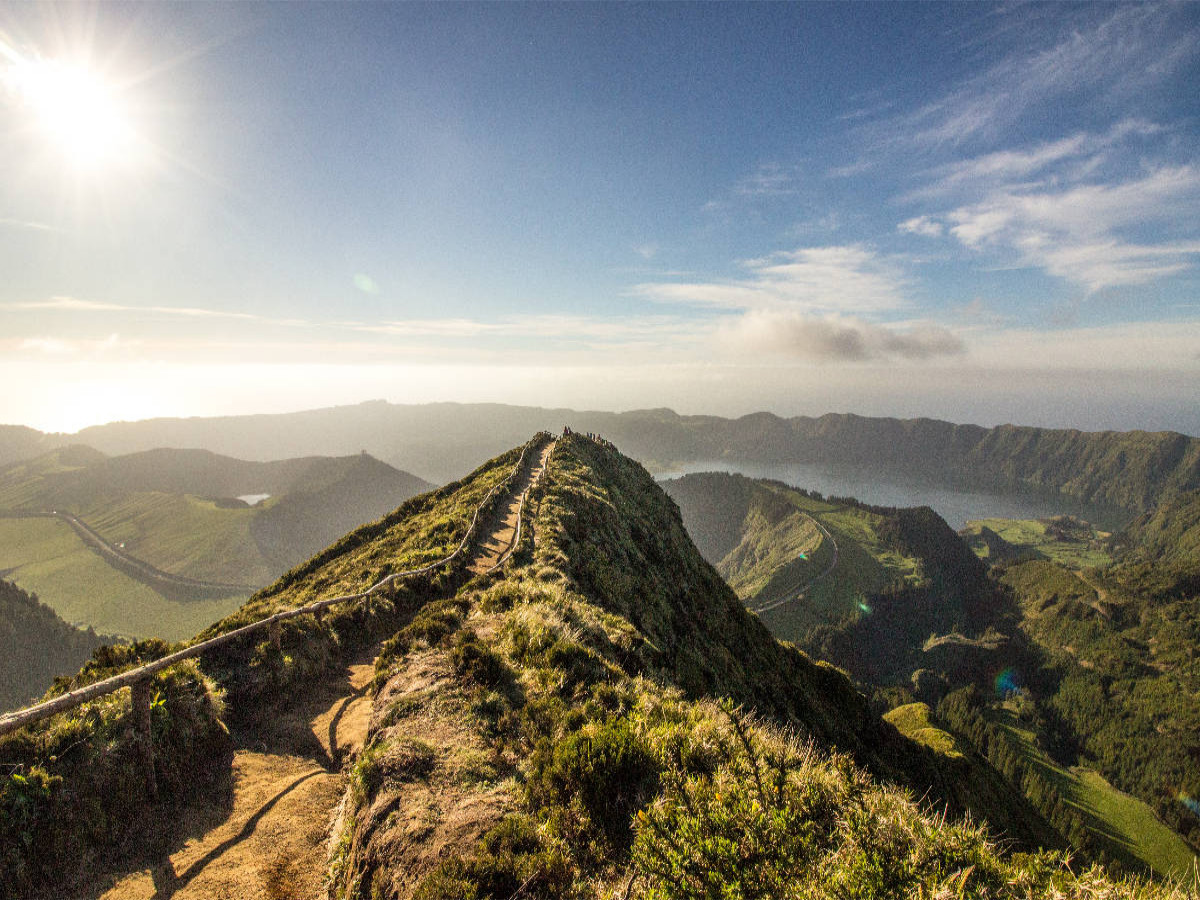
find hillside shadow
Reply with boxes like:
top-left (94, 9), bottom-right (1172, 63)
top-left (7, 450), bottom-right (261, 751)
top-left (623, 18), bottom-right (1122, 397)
top-left (145, 770), bottom-right (321, 900)
top-left (64, 744), bottom-right (237, 900)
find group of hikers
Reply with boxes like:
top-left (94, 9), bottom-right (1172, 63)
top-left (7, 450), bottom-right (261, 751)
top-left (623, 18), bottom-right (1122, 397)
top-left (561, 425), bottom-right (617, 451)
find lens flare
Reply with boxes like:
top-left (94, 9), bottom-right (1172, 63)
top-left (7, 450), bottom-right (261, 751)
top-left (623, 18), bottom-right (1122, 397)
top-left (994, 668), bottom-right (1021, 697)
top-left (1179, 792), bottom-right (1200, 818)
top-left (857, 600), bottom-right (873, 615)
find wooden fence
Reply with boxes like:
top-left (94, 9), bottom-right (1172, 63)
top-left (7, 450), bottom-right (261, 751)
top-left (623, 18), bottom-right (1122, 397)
top-left (0, 434), bottom-right (554, 780)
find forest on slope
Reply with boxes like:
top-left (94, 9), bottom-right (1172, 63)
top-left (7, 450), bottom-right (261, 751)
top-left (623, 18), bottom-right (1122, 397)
top-left (0, 578), bottom-right (106, 712)
top-left (667, 470), bottom-right (1200, 878)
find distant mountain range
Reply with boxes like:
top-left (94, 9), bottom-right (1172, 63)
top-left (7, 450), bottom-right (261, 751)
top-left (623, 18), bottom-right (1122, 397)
top-left (4, 401), bottom-right (1198, 512)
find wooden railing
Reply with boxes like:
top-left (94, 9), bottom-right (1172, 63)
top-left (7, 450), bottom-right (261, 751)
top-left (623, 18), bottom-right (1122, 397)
top-left (483, 437), bottom-right (554, 575)
top-left (0, 434), bottom-right (553, 754)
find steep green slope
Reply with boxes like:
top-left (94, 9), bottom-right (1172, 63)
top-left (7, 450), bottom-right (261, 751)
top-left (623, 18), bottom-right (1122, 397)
top-left (331, 435), bottom-right (1187, 899)
top-left (664, 472), bottom-right (995, 685)
top-left (0, 447), bottom-right (432, 638)
top-left (930, 491), bottom-right (1200, 873)
top-left (997, 557), bottom-right (1200, 855)
top-left (4, 434), bottom-right (1190, 899)
top-left (665, 472), bottom-right (1200, 877)
top-left (0, 423), bottom-right (56, 467)
top-left (0, 515), bottom-right (239, 640)
top-left (0, 578), bottom-right (107, 712)
top-left (0, 439), bottom-right (540, 898)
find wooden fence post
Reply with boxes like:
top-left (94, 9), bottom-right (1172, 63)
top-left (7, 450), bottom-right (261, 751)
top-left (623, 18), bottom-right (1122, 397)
top-left (269, 618), bottom-right (282, 650)
top-left (130, 679), bottom-right (157, 799)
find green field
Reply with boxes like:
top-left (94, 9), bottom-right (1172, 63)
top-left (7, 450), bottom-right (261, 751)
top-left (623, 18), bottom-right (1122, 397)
top-left (962, 517), bottom-right (1114, 568)
top-left (85, 492), bottom-right (270, 585)
top-left (884, 702), bottom-right (965, 758)
top-left (0, 518), bottom-right (246, 641)
top-left (991, 706), bottom-right (1197, 881)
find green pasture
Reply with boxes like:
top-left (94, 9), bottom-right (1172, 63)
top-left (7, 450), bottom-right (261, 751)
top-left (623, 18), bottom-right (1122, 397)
top-left (0, 518), bottom-right (245, 641)
top-left (84, 492), bottom-right (271, 586)
top-left (962, 517), bottom-right (1113, 568)
top-left (991, 706), bottom-right (1197, 882)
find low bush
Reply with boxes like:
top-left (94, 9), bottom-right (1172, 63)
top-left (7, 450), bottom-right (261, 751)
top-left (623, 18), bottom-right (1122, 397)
top-left (412, 815), bottom-right (570, 900)
top-left (528, 715), bottom-right (660, 858)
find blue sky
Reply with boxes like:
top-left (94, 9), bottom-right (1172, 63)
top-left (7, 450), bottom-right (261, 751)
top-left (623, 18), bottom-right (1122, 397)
top-left (1, 2), bottom-right (1198, 434)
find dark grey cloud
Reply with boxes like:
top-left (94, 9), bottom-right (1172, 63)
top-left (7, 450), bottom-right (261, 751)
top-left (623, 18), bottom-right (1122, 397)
top-left (725, 311), bottom-right (966, 362)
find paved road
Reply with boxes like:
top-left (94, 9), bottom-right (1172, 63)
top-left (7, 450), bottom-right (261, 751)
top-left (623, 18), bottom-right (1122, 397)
top-left (1, 508), bottom-right (253, 599)
top-left (748, 514), bottom-right (840, 615)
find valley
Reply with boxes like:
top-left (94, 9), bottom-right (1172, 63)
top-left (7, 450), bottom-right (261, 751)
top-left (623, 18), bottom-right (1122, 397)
top-left (1, 423), bottom-right (1197, 897)
top-left (0, 446), bottom-right (431, 642)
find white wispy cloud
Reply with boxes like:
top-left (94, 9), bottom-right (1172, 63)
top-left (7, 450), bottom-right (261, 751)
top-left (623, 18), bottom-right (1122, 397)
top-left (898, 216), bottom-right (944, 238)
top-left (734, 162), bottom-right (804, 197)
top-left (342, 313), bottom-right (707, 355)
top-left (4, 295), bottom-right (310, 325)
top-left (0, 217), bottom-right (60, 232)
top-left (917, 120), bottom-right (1162, 196)
top-left (635, 245), bottom-right (907, 314)
top-left (893, 6), bottom-right (1194, 147)
top-left (941, 165), bottom-right (1200, 291)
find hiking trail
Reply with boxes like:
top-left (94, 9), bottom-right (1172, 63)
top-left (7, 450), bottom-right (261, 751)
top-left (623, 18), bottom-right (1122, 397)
top-left (87, 445), bottom-right (552, 900)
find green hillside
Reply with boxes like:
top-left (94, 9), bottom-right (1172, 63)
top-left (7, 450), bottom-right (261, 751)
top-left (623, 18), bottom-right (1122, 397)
top-left (961, 516), bottom-right (1114, 568)
top-left (664, 472), bottom-right (995, 685)
top-left (0, 516), bottom-right (241, 640)
top-left (0, 578), bottom-right (107, 712)
top-left (3, 435), bottom-right (1192, 898)
top-left (666, 470), bottom-right (1200, 878)
top-left (0, 447), bottom-right (431, 638)
top-left (39, 402), bottom-right (1200, 513)
top-left (330, 435), bottom-right (1176, 898)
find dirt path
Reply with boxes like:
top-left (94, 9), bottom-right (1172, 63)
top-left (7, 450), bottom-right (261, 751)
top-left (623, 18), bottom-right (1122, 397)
top-left (86, 444), bottom-right (552, 900)
top-left (88, 658), bottom-right (372, 900)
top-left (468, 440), bottom-right (553, 575)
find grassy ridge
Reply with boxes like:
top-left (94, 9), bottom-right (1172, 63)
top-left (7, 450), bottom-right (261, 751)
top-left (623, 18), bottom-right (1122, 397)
top-left (333, 435), bottom-right (1184, 899)
top-left (0, 439), bottom-right (541, 898)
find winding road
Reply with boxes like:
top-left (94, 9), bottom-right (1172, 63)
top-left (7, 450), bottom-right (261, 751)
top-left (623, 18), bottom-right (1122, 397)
top-left (0, 509), bottom-right (254, 600)
top-left (747, 514), bottom-right (840, 615)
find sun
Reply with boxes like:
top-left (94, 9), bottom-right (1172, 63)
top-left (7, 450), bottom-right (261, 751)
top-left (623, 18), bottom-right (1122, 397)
top-left (4, 51), bottom-right (142, 173)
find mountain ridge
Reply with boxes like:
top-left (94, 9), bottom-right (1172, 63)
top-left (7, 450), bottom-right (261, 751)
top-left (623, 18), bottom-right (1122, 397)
top-left (6, 401), bottom-right (1194, 513)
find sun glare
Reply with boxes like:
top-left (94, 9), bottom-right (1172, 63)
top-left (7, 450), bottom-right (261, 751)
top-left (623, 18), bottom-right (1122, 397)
top-left (4, 51), bottom-right (140, 172)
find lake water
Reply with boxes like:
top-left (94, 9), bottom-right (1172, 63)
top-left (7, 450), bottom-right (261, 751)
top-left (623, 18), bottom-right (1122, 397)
top-left (656, 461), bottom-right (1130, 531)
top-left (237, 493), bottom-right (271, 507)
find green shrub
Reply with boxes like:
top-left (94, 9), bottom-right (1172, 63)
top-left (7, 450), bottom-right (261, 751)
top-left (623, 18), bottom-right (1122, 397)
top-left (412, 815), bottom-right (570, 900)
top-left (528, 715), bottom-right (660, 856)
top-left (451, 630), bottom-right (511, 689)
top-left (350, 736), bottom-right (436, 805)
